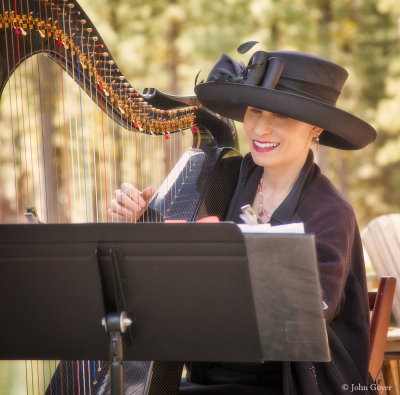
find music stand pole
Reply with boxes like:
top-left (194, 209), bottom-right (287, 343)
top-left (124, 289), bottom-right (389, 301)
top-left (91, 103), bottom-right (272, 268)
top-left (102, 311), bottom-right (132, 395)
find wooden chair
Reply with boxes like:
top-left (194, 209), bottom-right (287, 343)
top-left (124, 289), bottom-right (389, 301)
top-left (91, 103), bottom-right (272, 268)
top-left (368, 276), bottom-right (396, 388)
top-left (362, 214), bottom-right (400, 324)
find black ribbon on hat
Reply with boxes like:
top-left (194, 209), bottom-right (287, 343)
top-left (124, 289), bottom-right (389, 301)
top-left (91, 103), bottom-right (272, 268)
top-left (206, 51), bottom-right (340, 106)
top-left (206, 51), bottom-right (286, 90)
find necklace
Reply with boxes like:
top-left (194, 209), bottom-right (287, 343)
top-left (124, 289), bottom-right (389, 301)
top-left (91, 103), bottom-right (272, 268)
top-left (257, 173), bottom-right (271, 220)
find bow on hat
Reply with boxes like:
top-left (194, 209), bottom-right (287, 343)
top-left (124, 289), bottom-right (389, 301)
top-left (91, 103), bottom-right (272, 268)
top-left (207, 52), bottom-right (286, 90)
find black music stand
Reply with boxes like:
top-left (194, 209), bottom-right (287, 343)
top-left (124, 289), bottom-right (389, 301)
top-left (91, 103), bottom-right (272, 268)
top-left (0, 223), bottom-right (330, 394)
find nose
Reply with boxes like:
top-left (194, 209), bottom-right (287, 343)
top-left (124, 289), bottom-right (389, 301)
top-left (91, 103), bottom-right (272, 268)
top-left (253, 112), bottom-right (274, 137)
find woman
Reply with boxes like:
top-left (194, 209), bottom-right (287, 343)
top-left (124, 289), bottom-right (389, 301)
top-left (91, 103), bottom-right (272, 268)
top-left (109, 50), bottom-right (377, 394)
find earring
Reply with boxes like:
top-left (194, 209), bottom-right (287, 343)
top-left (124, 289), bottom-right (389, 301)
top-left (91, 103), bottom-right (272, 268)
top-left (315, 135), bottom-right (320, 151)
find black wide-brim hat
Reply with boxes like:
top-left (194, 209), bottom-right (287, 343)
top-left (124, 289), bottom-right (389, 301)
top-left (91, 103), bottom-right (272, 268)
top-left (195, 51), bottom-right (376, 150)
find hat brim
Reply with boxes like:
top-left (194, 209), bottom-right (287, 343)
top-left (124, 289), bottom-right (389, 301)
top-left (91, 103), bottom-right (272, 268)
top-left (195, 82), bottom-right (376, 150)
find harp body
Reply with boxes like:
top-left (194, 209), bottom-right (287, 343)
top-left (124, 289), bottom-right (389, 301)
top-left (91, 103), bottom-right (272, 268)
top-left (0, 0), bottom-right (241, 393)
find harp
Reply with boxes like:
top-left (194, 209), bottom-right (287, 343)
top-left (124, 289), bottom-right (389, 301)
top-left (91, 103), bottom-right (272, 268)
top-left (0, 0), bottom-right (241, 225)
top-left (0, 0), bottom-right (242, 393)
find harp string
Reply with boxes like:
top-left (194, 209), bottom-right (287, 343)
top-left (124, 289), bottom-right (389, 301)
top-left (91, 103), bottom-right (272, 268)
top-left (34, 0), bottom-right (48, 222)
top-left (6, 0), bottom-right (18, 222)
top-left (30, 360), bottom-right (33, 394)
top-left (3, 0), bottom-right (18, 222)
top-left (56, 0), bottom-right (72, 223)
top-left (99, 52), bottom-right (108, 224)
top-left (15, 0), bottom-right (31, 209)
top-left (36, 360), bottom-right (40, 395)
top-left (29, 0), bottom-right (44, 223)
top-left (22, 0), bottom-right (36, 209)
top-left (76, 17), bottom-right (89, 223)
top-left (66, 4), bottom-right (77, 222)
top-left (76, 360), bottom-right (80, 395)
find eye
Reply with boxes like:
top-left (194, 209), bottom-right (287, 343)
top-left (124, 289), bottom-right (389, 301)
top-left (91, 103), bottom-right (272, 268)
top-left (273, 113), bottom-right (287, 119)
top-left (248, 107), bottom-right (262, 114)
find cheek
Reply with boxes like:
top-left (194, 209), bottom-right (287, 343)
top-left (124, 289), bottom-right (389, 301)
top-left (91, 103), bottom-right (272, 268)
top-left (243, 116), bottom-right (254, 138)
top-left (243, 112), bottom-right (257, 136)
top-left (243, 123), bottom-right (253, 140)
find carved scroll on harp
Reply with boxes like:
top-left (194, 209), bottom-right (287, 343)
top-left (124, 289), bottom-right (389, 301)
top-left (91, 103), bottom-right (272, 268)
top-left (0, 0), bottom-right (241, 225)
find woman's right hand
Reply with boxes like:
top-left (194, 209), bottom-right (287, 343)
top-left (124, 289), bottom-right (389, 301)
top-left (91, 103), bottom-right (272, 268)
top-left (108, 183), bottom-right (155, 222)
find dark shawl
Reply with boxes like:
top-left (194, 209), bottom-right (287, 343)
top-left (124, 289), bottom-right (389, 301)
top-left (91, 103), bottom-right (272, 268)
top-left (189, 151), bottom-right (375, 394)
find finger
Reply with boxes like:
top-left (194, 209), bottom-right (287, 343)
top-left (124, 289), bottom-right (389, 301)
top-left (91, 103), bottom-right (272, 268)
top-left (108, 210), bottom-right (134, 222)
top-left (142, 186), bottom-right (155, 202)
top-left (121, 183), bottom-right (146, 207)
top-left (110, 199), bottom-right (139, 218)
top-left (108, 208), bottom-right (126, 222)
top-left (108, 208), bottom-right (125, 222)
top-left (114, 190), bottom-right (142, 211)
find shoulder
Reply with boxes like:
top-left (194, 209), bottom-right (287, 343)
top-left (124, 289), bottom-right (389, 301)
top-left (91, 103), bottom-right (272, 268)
top-left (298, 163), bottom-right (356, 233)
top-left (237, 153), bottom-right (262, 186)
top-left (241, 152), bottom-right (258, 174)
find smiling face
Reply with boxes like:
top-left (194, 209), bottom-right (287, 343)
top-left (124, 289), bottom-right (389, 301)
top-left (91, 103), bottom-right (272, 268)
top-left (244, 107), bottom-right (320, 174)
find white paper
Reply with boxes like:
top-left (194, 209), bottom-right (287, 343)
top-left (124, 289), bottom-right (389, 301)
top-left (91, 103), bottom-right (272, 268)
top-left (238, 222), bottom-right (305, 234)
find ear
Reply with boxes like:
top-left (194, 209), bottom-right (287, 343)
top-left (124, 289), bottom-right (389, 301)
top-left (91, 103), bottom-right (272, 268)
top-left (312, 127), bottom-right (323, 138)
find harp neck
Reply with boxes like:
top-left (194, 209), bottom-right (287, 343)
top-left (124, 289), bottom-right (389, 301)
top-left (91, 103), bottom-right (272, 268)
top-left (0, 0), bottom-right (198, 136)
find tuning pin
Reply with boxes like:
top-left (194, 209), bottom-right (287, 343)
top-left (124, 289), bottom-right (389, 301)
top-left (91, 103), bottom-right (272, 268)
top-left (133, 120), bottom-right (143, 132)
top-left (98, 83), bottom-right (110, 96)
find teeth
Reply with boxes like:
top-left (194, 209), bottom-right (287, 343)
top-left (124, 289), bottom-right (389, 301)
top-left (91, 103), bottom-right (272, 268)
top-left (254, 141), bottom-right (279, 148)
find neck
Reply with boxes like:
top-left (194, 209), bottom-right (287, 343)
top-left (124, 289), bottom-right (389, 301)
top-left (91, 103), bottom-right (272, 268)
top-left (259, 151), bottom-right (309, 217)
top-left (262, 151), bottom-right (309, 193)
